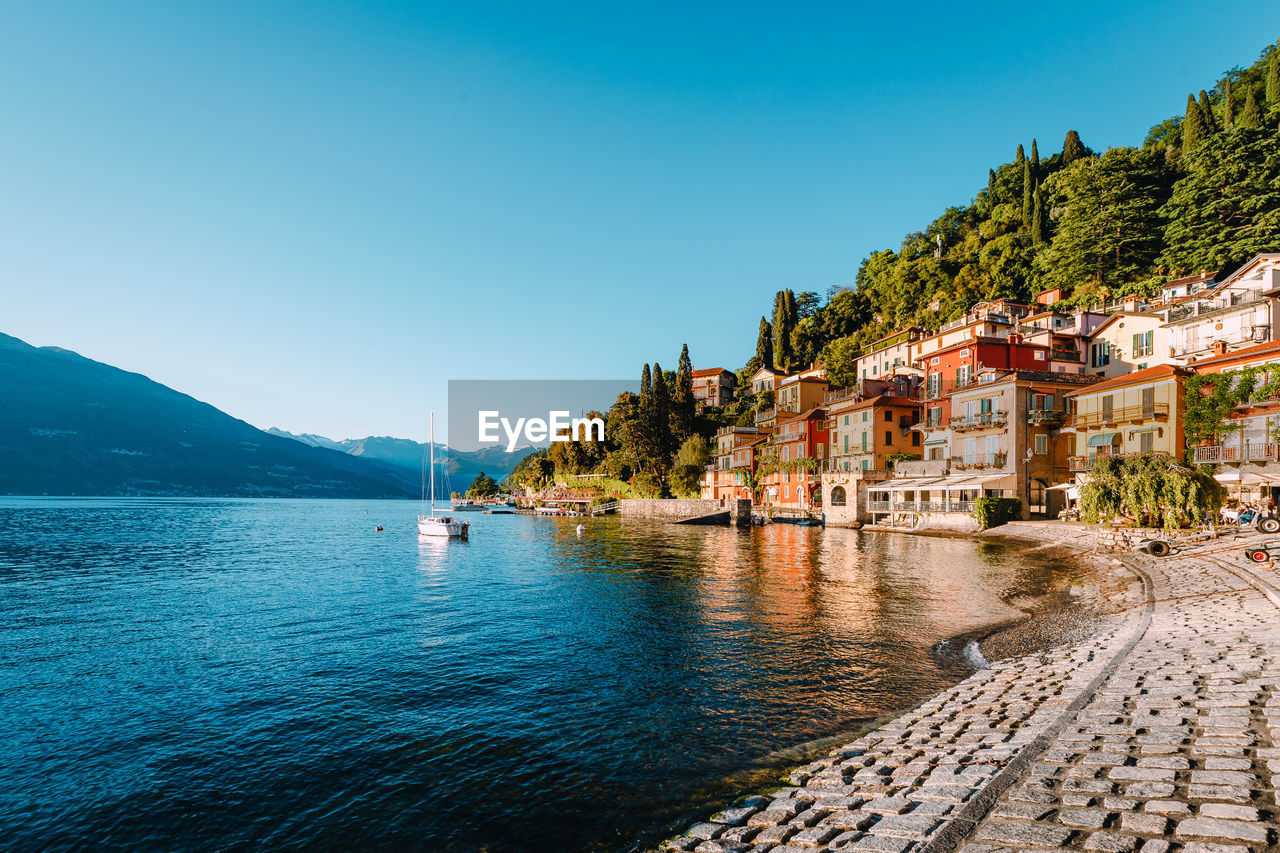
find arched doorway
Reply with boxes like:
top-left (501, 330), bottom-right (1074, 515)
top-left (830, 486), bottom-right (847, 506)
top-left (811, 484), bottom-right (822, 506)
top-left (1029, 478), bottom-right (1047, 517)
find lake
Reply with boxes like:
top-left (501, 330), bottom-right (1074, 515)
top-left (0, 498), bottom-right (1073, 852)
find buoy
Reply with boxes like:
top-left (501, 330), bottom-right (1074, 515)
top-left (576, 524), bottom-right (585, 535)
top-left (375, 526), bottom-right (383, 531)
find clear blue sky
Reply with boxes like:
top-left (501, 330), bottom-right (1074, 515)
top-left (1, 2), bottom-right (1274, 442)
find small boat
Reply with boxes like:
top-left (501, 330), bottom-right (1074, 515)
top-left (451, 501), bottom-right (484, 512)
top-left (418, 412), bottom-right (469, 539)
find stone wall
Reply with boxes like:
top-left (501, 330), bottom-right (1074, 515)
top-left (619, 498), bottom-right (752, 525)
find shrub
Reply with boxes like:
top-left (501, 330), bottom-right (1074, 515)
top-left (974, 497), bottom-right (1022, 529)
top-left (1079, 453), bottom-right (1224, 531)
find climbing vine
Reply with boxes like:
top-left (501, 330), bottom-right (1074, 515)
top-left (1184, 364), bottom-right (1280, 448)
top-left (1079, 453), bottom-right (1225, 531)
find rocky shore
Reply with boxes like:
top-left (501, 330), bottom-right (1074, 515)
top-left (655, 521), bottom-right (1280, 853)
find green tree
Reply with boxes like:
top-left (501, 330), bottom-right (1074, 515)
top-left (1031, 182), bottom-right (1046, 245)
top-left (821, 336), bottom-right (861, 388)
top-left (795, 291), bottom-right (821, 318)
top-left (1240, 87), bottom-right (1263, 129)
top-left (672, 344), bottom-right (696, 442)
top-left (668, 435), bottom-right (710, 497)
top-left (1061, 129), bottom-right (1088, 165)
top-left (772, 289), bottom-right (797, 371)
top-left (1021, 154), bottom-right (1033, 229)
top-left (1030, 138), bottom-right (1040, 173)
top-left (1182, 93), bottom-right (1207, 151)
top-left (1198, 89), bottom-right (1217, 133)
top-left (639, 362), bottom-right (673, 474)
top-left (466, 471), bottom-right (500, 498)
top-left (755, 317), bottom-right (773, 369)
top-left (1224, 76), bottom-right (1235, 129)
top-left (1079, 453), bottom-right (1224, 531)
top-left (640, 363), bottom-right (651, 397)
top-left (1160, 127), bottom-right (1280, 274)
top-left (1267, 50), bottom-right (1280, 112)
top-left (1035, 147), bottom-right (1171, 293)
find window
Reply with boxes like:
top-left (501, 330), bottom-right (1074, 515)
top-left (927, 406), bottom-right (942, 427)
top-left (912, 432), bottom-right (921, 447)
top-left (956, 365), bottom-right (971, 386)
top-left (782, 446), bottom-right (789, 461)
top-left (931, 357), bottom-right (940, 366)
top-left (831, 486), bottom-right (846, 506)
top-left (927, 373), bottom-right (942, 399)
top-left (885, 430), bottom-right (892, 445)
top-left (861, 458), bottom-right (870, 470)
top-left (884, 410), bottom-right (893, 422)
top-left (1132, 330), bottom-right (1153, 358)
top-left (964, 438), bottom-right (976, 464)
top-left (1034, 433), bottom-right (1048, 455)
top-left (986, 436), bottom-right (999, 459)
top-left (1033, 350), bottom-right (1046, 361)
top-left (1140, 431), bottom-right (1154, 453)
top-left (960, 348), bottom-right (970, 358)
top-left (1091, 341), bottom-right (1111, 367)
top-left (861, 431), bottom-right (868, 452)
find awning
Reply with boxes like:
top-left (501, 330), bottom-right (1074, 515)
top-left (1215, 470), bottom-right (1271, 485)
top-left (1087, 432), bottom-right (1120, 448)
top-left (868, 477), bottom-right (946, 493)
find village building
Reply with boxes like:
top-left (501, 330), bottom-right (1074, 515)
top-left (700, 425), bottom-right (762, 500)
top-left (748, 366), bottom-right (786, 395)
top-left (690, 367), bottom-right (736, 407)
top-left (758, 407), bottom-right (827, 511)
top-left (853, 326), bottom-right (925, 381)
top-left (1083, 311), bottom-right (1173, 379)
top-left (1062, 365), bottom-right (1188, 477)
top-left (825, 392), bottom-right (922, 473)
top-left (1015, 308), bottom-right (1104, 374)
top-left (915, 338), bottom-right (1053, 457)
top-left (869, 368), bottom-right (1097, 526)
top-left (1185, 340), bottom-right (1280, 485)
top-left (1162, 254), bottom-right (1280, 362)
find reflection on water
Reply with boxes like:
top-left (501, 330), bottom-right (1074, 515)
top-left (0, 499), bottom-right (1070, 853)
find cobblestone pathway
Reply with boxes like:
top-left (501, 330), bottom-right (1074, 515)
top-left (656, 531), bottom-right (1280, 853)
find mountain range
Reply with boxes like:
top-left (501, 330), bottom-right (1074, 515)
top-left (0, 332), bottom-right (531, 498)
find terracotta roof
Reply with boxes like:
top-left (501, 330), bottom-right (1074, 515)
top-left (1188, 339), bottom-right (1280, 369)
top-left (774, 406), bottom-right (827, 423)
top-left (691, 367), bottom-right (732, 378)
top-left (1087, 311), bottom-right (1157, 336)
top-left (1064, 365), bottom-right (1187, 397)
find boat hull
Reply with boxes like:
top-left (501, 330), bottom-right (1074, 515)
top-left (418, 516), bottom-right (467, 537)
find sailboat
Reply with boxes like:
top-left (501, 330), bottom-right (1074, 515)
top-left (418, 412), bottom-right (469, 539)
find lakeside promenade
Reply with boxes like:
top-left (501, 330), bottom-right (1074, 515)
top-left (658, 522), bottom-right (1280, 853)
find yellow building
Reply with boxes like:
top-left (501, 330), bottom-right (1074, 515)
top-left (1083, 312), bottom-right (1172, 379)
top-left (1063, 365), bottom-right (1188, 474)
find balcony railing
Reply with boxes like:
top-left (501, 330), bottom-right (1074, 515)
top-left (948, 410), bottom-right (1008, 430)
top-left (1192, 443), bottom-right (1280, 464)
top-left (1171, 326), bottom-right (1270, 357)
top-left (867, 499), bottom-right (979, 514)
top-left (949, 452), bottom-right (1007, 470)
top-left (1069, 403), bottom-right (1168, 430)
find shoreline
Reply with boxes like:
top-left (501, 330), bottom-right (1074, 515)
top-left (651, 523), bottom-right (1131, 852)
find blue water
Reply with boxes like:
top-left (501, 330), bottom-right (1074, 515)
top-left (0, 499), bottom-right (1070, 852)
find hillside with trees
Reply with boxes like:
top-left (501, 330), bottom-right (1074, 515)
top-left (510, 40), bottom-right (1280, 499)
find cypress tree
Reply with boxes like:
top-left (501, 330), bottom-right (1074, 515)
top-left (1030, 138), bottom-right (1040, 174)
top-left (1240, 87), bottom-right (1263, 129)
top-left (755, 317), bottom-right (774, 369)
top-left (673, 344), bottom-right (695, 440)
top-left (1062, 130), bottom-right (1087, 165)
top-left (1022, 155), bottom-right (1033, 229)
top-left (640, 363), bottom-right (651, 398)
top-left (1267, 51), bottom-right (1280, 111)
top-left (1182, 93), bottom-right (1206, 152)
top-left (1224, 77), bottom-right (1235, 129)
top-left (987, 168), bottom-right (997, 198)
top-left (1198, 90), bottom-right (1217, 133)
top-left (678, 343), bottom-right (692, 379)
top-left (649, 362), bottom-right (673, 467)
top-left (772, 290), bottom-right (796, 372)
top-left (1016, 144), bottom-right (1025, 165)
top-left (1031, 182), bottom-right (1045, 245)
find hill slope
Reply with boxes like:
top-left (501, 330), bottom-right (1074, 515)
top-left (0, 333), bottom-right (411, 498)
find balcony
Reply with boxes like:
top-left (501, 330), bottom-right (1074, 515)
top-left (1027, 409), bottom-right (1065, 427)
top-left (948, 411), bottom-right (1008, 431)
top-left (949, 452), bottom-right (1007, 471)
top-left (1193, 443), bottom-right (1280, 464)
top-left (867, 499), bottom-right (978, 514)
top-left (1070, 403), bottom-right (1169, 431)
top-left (1171, 326), bottom-right (1270, 357)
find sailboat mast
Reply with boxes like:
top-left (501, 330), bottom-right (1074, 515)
top-left (430, 411), bottom-right (436, 514)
